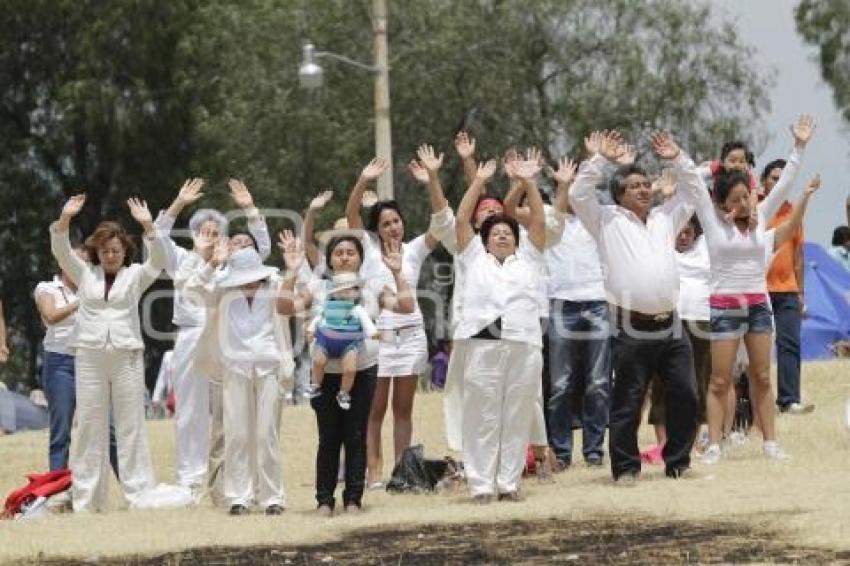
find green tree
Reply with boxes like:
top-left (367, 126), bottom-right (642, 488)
top-left (795, 0), bottom-right (850, 123)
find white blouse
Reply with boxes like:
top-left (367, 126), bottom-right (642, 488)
top-left (676, 236), bottom-right (711, 321)
top-left (33, 277), bottom-right (78, 355)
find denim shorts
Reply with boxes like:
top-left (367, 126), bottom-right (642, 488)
top-left (710, 302), bottom-right (774, 339)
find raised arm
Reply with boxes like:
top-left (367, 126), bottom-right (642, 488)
top-left (456, 160), bottom-right (497, 252)
top-left (760, 114), bottom-right (815, 220)
top-left (569, 132), bottom-right (621, 238)
top-left (774, 174), bottom-right (820, 249)
top-left (413, 144), bottom-right (446, 250)
top-left (127, 197), bottom-right (166, 290)
top-left (163, 178), bottom-right (205, 221)
top-left (345, 158), bottom-right (389, 231)
top-left (155, 178), bottom-right (205, 276)
top-left (229, 179), bottom-right (271, 260)
top-left (51, 194), bottom-right (88, 285)
top-left (510, 150), bottom-right (546, 251)
top-left (378, 240), bottom-right (415, 314)
top-left (303, 189), bottom-right (333, 268)
top-left (454, 131), bottom-right (477, 186)
top-left (276, 230), bottom-right (313, 316)
top-left (552, 157), bottom-right (578, 214)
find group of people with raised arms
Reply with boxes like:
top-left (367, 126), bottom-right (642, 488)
top-left (34, 110), bottom-right (820, 514)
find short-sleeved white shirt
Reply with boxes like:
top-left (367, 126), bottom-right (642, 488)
top-left (34, 277), bottom-right (77, 356)
top-left (360, 234), bottom-right (430, 329)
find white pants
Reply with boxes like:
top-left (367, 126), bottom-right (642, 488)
top-left (71, 347), bottom-right (155, 511)
top-left (461, 339), bottom-right (541, 497)
top-left (223, 366), bottom-right (284, 508)
top-left (207, 375), bottom-right (225, 506)
top-left (172, 326), bottom-right (210, 488)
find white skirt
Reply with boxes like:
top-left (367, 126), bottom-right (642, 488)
top-left (377, 325), bottom-right (428, 377)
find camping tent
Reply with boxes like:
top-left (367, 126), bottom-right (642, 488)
top-left (801, 242), bottom-right (850, 360)
top-left (0, 390), bottom-right (48, 433)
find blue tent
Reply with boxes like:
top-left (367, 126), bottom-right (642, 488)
top-left (801, 242), bottom-right (850, 360)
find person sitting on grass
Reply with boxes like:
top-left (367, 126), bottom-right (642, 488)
top-left (305, 272), bottom-right (379, 410)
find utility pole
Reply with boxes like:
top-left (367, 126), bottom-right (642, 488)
top-left (373, 0), bottom-right (393, 199)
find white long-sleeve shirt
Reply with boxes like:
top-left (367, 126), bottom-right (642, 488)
top-left (676, 236), bottom-right (711, 321)
top-left (154, 211), bottom-right (272, 327)
top-left (569, 154), bottom-right (695, 315)
top-left (676, 147), bottom-right (803, 296)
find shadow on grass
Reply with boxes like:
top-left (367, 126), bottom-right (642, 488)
top-left (36, 516), bottom-right (850, 564)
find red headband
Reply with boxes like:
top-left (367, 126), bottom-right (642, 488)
top-left (474, 197), bottom-right (503, 217)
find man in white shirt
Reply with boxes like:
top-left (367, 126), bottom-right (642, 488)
top-left (569, 130), bottom-right (698, 481)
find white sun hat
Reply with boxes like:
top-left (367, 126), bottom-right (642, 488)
top-left (217, 247), bottom-right (278, 288)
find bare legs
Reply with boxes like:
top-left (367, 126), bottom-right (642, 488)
top-left (366, 375), bottom-right (418, 484)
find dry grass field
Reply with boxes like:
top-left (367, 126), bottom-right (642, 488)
top-left (1, 359), bottom-right (849, 563)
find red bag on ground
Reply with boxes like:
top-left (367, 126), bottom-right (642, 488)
top-left (2, 469), bottom-right (72, 519)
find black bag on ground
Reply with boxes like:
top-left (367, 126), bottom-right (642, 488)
top-left (386, 444), bottom-right (450, 493)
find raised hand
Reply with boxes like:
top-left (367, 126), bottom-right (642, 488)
top-left (616, 144), bottom-right (637, 166)
top-left (584, 131), bottom-right (603, 157)
top-left (408, 159), bottom-right (429, 184)
top-left (513, 151), bottom-right (543, 180)
top-left (454, 131), bottom-right (476, 159)
top-left (360, 158), bottom-right (389, 181)
top-left (553, 157), bottom-right (578, 186)
top-left (599, 130), bottom-right (628, 162)
top-left (804, 173), bottom-right (821, 196)
top-left (503, 148), bottom-right (519, 179)
top-left (277, 229), bottom-right (304, 272)
top-left (649, 130), bottom-right (681, 160)
top-left (177, 178), bottom-right (205, 205)
top-left (475, 159), bottom-right (497, 183)
top-left (790, 114), bottom-right (815, 149)
top-left (309, 189), bottom-right (333, 211)
top-left (127, 197), bottom-right (154, 231)
top-left (361, 190), bottom-right (378, 208)
top-left (381, 239), bottom-right (403, 273)
top-left (652, 169), bottom-right (677, 198)
top-left (61, 193), bottom-right (87, 220)
top-left (211, 237), bottom-right (230, 268)
top-left (193, 223), bottom-right (218, 259)
top-left (228, 179), bottom-right (255, 210)
top-left (416, 144), bottom-right (444, 172)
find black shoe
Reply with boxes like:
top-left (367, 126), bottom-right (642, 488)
top-left (665, 466), bottom-right (690, 479)
top-left (615, 471), bottom-right (639, 485)
top-left (585, 455), bottom-right (604, 467)
top-left (265, 504), bottom-right (284, 515)
top-left (229, 504), bottom-right (249, 516)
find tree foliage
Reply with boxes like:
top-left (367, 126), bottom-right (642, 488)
top-left (0, 0), bottom-right (769, 387)
top-left (795, 0), bottom-right (850, 124)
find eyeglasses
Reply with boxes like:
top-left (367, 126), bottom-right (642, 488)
top-left (624, 180), bottom-right (652, 191)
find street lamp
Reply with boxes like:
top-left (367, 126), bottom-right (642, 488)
top-left (298, 1), bottom-right (393, 199)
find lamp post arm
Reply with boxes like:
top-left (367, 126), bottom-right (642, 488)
top-left (315, 50), bottom-right (383, 73)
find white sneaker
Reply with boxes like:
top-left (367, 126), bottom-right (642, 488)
top-left (763, 441), bottom-right (791, 461)
top-left (782, 402), bottom-right (815, 415)
top-left (701, 443), bottom-right (722, 465)
top-left (726, 430), bottom-right (747, 447)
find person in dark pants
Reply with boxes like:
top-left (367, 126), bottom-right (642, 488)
top-left (569, 130), bottom-right (699, 481)
top-left (311, 367), bottom-right (376, 512)
top-left (762, 159), bottom-right (813, 414)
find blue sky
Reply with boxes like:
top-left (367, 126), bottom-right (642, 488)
top-left (714, 0), bottom-right (850, 247)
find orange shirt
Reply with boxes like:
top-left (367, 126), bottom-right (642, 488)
top-left (766, 201), bottom-right (803, 292)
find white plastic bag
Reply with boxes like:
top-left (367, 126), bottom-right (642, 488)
top-left (130, 484), bottom-right (194, 510)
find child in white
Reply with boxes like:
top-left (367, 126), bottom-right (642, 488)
top-left (306, 273), bottom-right (378, 409)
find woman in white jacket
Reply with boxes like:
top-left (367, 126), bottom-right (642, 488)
top-left (50, 193), bottom-right (166, 512)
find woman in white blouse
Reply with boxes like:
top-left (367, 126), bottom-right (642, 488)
top-left (453, 155), bottom-right (547, 502)
top-left (50, 193), bottom-right (166, 512)
top-left (344, 156), bottom-right (439, 488)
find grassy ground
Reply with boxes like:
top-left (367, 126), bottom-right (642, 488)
top-left (1, 360), bottom-right (849, 563)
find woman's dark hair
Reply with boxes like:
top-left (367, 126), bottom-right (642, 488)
top-left (479, 213), bottom-right (520, 248)
top-left (84, 221), bottom-right (136, 267)
top-left (760, 159), bottom-right (787, 182)
top-left (719, 140), bottom-right (755, 168)
top-left (609, 164), bottom-right (649, 205)
top-left (684, 214), bottom-right (703, 238)
top-left (366, 200), bottom-right (405, 241)
top-left (325, 234), bottom-right (364, 272)
top-left (229, 229), bottom-right (258, 251)
top-left (713, 171), bottom-right (751, 204)
top-left (832, 226), bottom-right (850, 247)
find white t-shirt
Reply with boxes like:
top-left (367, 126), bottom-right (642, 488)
top-left (360, 233), bottom-right (430, 329)
top-left (453, 241), bottom-right (546, 348)
top-left (34, 277), bottom-right (78, 356)
top-left (545, 215), bottom-right (606, 302)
